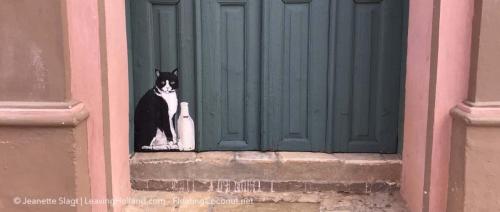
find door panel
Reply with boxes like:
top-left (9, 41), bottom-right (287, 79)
top-left (197, 0), bottom-right (261, 150)
top-left (152, 4), bottom-right (178, 72)
top-left (331, 0), bottom-right (403, 153)
top-left (262, 0), bottom-right (329, 151)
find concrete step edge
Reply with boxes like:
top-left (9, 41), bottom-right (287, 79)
top-left (131, 179), bottom-right (400, 194)
top-left (131, 152), bottom-right (402, 193)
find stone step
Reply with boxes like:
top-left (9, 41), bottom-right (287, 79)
top-left (125, 190), bottom-right (409, 212)
top-left (130, 152), bottom-right (401, 193)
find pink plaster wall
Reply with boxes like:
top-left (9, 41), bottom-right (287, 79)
top-left (428, 0), bottom-right (473, 211)
top-left (402, 0), bottom-right (473, 211)
top-left (401, 0), bottom-right (434, 211)
top-left (66, 0), bottom-right (108, 211)
top-left (101, 0), bottom-right (131, 210)
top-left (67, 0), bottom-right (132, 211)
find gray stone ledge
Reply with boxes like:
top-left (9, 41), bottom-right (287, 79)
top-left (131, 179), bottom-right (400, 194)
top-left (131, 152), bottom-right (402, 188)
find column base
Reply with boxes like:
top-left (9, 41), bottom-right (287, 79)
top-left (0, 101), bottom-right (91, 212)
top-left (448, 102), bottom-right (500, 211)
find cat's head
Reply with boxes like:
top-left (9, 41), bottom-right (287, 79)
top-left (154, 68), bottom-right (179, 93)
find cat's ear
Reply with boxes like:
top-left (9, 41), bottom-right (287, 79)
top-left (155, 68), bottom-right (160, 77)
top-left (171, 68), bottom-right (178, 76)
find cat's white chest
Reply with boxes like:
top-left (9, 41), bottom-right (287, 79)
top-left (160, 92), bottom-right (178, 116)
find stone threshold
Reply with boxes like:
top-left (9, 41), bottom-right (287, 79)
top-left (132, 179), bottom-right (399, 194)
top-left (130, 152), bottom-right (401, 193)
top-left (125, 190), bottom-right (409, 212)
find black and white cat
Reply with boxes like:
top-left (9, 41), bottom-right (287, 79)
top-left (134, 68), bottom-right (179, 151)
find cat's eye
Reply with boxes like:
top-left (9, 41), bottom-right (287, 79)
top-left (171, 82), bottom-right (176, 85)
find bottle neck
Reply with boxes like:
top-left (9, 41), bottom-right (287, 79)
top-left (180, 103), bottom-right (189, 116)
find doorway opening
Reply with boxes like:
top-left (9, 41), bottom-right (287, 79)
top-left (126, 0), bottom-right (409, 154)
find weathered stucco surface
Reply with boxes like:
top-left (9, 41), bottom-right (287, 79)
top-left (401, 0), bottom-right (433, 211)
top-left (0, 1), bottom-right (92, 212)
top-left (99, 0), bottom-right (132, 211)
top-left (0, 118), bottom-right (91, 212)
top-left (0, 0), bottom-right (67, 101)
top-left (66, 0), bottom-right (108, 211)
top-left (0, 0), bottom-right (131, 211)
top-left (428, 0), bottom-right (473, 211)
top-left (447, 0), bottom-right (500, 211)
top-left (401, 0), bottom-right (474, 211)
top-left (468, 0), bottom-right (500, 102)
top-left (448, 105), bottom-right (500, 211)
top-left (463, 126), bottom-right (500, 211)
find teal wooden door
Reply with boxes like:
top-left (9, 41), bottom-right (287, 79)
top-left (330, 0), bottom-right (405, 153)
top-left (129, 0), bottom-right (407, 153)
top-left (261, 0), bottom-right (330, 151)
top-left (197, 0), bottom-right (261, 150)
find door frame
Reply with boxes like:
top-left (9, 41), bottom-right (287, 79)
top-left (126, 0), bottom-right (409, 154)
